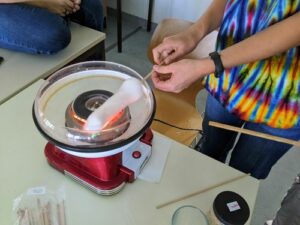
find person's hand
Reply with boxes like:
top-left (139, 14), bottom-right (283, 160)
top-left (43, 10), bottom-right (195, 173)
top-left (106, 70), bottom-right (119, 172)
top-left (152, 58), bottom-right (215, 93)
top-left (152, 31), bottom-right (199, 65)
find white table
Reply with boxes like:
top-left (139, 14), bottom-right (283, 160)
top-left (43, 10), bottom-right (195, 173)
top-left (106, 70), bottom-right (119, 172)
top-left (0, 80), bottom-right (259, 225)
top-left (0, 23), bottom-right (105, 105)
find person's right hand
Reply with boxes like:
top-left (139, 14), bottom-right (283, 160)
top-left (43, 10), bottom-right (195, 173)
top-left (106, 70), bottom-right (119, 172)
top-left (152, 31), bottom-right (198, 65)
top-left (151, 58), bottom-right (214, 93)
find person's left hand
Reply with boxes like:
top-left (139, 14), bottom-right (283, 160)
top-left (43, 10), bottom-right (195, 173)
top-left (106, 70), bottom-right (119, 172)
top-left (151, 58), bottom-right (215, 93)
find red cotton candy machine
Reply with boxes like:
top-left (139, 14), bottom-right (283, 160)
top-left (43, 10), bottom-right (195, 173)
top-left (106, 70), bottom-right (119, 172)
top-left (32, 61), bottom-right (156, 195)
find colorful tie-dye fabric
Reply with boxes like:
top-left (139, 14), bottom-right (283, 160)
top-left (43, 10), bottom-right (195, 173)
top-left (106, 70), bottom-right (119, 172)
top-left (204, 0), bottom-right (300, 128)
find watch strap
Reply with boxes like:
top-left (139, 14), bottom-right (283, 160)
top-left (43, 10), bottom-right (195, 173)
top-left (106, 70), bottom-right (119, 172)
top-left (209, 51), bottom-right (224, 78)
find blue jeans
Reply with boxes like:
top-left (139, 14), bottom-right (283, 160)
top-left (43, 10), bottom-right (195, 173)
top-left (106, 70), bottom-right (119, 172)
top-left (197, 94), bottom-right (300, 179)
top-left (0, 0), bottom-right (103, 55)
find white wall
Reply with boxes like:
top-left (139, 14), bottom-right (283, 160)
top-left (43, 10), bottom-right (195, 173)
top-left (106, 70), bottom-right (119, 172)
top-left (108, 0), bottom-right (212, 23)
top-left (169, 0), bottom-right (212, 21)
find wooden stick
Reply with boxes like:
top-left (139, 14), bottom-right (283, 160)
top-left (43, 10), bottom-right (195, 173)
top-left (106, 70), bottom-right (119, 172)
top-left (22, 209), bottom-right (30, 225)
top-left (17, 209), bottom-right (27, 225)
top-left (45, 202), bottom-right (51, 225)
top-left (56, 203), bottom-right (62, 225)
top-left (209, 121), bottom-right (300, 147)
top-left (56, 201), bottom-right (66, 225)
top-left (156, 173), bottom-right (249, 209)
top-left (60, 201), bottom-right (67, 225)
top-left (143, 55), bottom-right (172, 81)
top-left (28, 208), bottom-right (35, 225)
top-left (143, 70), bottom-right (153, 81)
top-left (143, 69), bottom-right (172, 81)
top-left (37, 198), bottom-right (45, 225)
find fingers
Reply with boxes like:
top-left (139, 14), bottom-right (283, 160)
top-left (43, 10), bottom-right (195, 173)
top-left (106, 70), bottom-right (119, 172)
top-left (64, 0), bottom-right (75, 13)
top-left (73, 4), bottom-right (80, 12)
top-left (72, 0), bottom-right (81, 12)
top-left (153, 45), bottom-right (171, 64)
top-left (152, 64), bottom-right (176, 92)
top-left (151, 71), bottom-right (173, 92)
top-left (153, 64), bottom-right (173, 74)
top-left (62, 0), bottom-right (81, 15)
top-left (152, 34), bottom-right (186, 65)
top-left (162, 50), bottom-right (178, 65)
top-left (153, 44), bottom-right (181, 65)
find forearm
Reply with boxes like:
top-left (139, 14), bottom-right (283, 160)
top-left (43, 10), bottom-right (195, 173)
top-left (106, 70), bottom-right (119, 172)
top-left (189, 0), bottom-right (227, 43)
top-left (220, 12), bottom-right (300, 69)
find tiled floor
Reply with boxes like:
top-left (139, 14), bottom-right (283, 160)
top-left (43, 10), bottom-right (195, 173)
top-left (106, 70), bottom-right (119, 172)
top-left (104, 9), bottom-right (153, 76)
top-left (104, 9), bottom-right (300, 225)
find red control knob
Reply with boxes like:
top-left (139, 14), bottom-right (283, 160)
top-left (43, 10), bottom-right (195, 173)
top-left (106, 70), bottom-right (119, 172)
top-left (132, 151), bottom-right (141, 159)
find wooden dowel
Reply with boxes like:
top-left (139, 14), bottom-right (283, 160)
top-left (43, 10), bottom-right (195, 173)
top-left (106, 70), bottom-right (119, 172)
top-left (144, 70), bottom-right (172, 81)
top-left (57, 203), bottom-right (62, 225)
top-left (156, 173), bottom-right (249, 209)
top-left (56, 201), bottom-right (66, 225)
top-left (143, 55), bottom-right (172, 81)
top-left (18, 209), bottom-right (27, 225)
top-left (143, 70), bottom-right (153, 81)
top-left (37, 198), bottom-right (45, 225)
top-left (209, 121), bottom-right (300, 147)
top-left (60, 201), bottom-right (67, 225)
top-left (28, 208), bottom-right (34, 225)
top-left (23, 209), bottom-right (30, 225)
top-left (45, 202), bottom-right (51, 225)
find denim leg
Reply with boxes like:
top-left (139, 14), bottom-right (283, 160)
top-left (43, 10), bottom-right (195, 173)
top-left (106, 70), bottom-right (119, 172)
top-left (0, 4), bottom-right (71, 55)
top-left (197, 94), bottom-right (244, 162)
top-left (70, 0), bottom-right (104, 31)
top-left (272, 174), bottom-right (300, 225)
top-left (230, 122), bottom-right (300, 179)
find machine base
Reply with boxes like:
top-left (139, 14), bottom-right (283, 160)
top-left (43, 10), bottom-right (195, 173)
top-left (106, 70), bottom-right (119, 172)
top-left (45, 129), bottom-right (153, 195)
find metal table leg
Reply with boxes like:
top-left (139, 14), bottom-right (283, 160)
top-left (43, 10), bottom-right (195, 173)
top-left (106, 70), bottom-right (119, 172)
top-left (147, 0), bottom-right (154, 32)
top-left (117, 0), bottom-right (153, 52)
top-left (117, 0), bottom-right (122, 52)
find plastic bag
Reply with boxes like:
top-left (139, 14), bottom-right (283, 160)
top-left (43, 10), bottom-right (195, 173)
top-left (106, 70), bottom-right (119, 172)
top-left (13, 186), bottom-right (67, 225)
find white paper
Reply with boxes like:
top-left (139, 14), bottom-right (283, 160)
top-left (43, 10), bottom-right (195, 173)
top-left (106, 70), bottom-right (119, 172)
top-left (227, 201), bottom-right (241, 212)
top-left (138, 134), bottom-right (171, 183)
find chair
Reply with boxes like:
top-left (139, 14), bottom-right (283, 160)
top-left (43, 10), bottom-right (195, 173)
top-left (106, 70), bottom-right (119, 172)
top-left (148, 18), bottom-right (218, 146)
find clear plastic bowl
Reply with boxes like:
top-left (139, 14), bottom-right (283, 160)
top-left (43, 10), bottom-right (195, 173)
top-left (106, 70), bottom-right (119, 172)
top-left (172, 205), bottom-right (209, 225)
top-left (33, 61), bottom-right (155, 153)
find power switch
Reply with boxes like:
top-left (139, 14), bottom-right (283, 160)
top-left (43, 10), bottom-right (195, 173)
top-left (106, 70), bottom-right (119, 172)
top-left (132, 151), bottom-right (141, 159)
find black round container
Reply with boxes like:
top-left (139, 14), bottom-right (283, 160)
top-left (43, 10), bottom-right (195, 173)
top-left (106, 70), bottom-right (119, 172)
top-left (212, 191), bottom-right (250, 225)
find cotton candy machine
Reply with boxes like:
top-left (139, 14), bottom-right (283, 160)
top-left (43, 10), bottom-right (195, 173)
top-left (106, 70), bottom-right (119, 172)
top-left (32, 61), bottom-right (156, 195)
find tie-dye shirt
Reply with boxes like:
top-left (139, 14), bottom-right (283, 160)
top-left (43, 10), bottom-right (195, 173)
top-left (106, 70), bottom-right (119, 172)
top-left (204, 0), bottom-right (300, 128)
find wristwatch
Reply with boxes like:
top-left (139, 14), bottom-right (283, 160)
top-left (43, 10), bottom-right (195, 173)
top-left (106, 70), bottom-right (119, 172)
top-left (209, 51), bottom-right (224, 78)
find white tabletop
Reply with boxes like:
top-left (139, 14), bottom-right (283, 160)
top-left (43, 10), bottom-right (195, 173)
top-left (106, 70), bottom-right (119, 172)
top-left (0, 23), bottom-right (105, 105)
top-left (0, 80), bottom-right (259, 225)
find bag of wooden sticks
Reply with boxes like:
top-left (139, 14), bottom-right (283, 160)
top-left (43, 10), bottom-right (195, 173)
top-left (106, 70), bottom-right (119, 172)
top-left (13, 186), bottom-right (67, 225)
